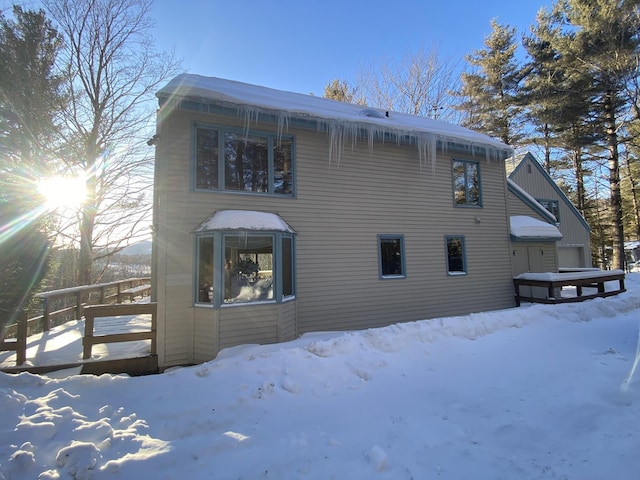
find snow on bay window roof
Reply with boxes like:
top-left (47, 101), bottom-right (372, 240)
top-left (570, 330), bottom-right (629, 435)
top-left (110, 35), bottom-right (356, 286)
top-left (157, 74), bottom-right (513, 167)
top-left (510, 215), bottom-right (562, 240)
top-left (195, 210), bottom-right (295, 233)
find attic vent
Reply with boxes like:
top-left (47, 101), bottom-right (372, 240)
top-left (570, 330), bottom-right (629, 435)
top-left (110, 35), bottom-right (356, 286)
top-left (360, 108), bottom-right (386, 119)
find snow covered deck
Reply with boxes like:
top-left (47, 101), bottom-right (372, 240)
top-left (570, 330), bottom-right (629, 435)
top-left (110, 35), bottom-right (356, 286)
top-left (0, 304), bottom-right (156, 375)
top-left (513, 269), bottom-right (626, 306)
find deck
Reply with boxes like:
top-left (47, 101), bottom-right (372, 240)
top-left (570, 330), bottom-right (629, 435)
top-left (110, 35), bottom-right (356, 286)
top-left (513, 269), bottom-right (626, 306)
top-left (1, 278), bottom-right (156, 376)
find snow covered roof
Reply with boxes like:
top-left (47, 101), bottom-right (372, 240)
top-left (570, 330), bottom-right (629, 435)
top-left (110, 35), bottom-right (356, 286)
top-left (507, 179), bottom-right (557, 224)
top-left (510, 215), bottom-right (562, 241)
top-left (625, 241), bottom-right (640, 250)
top-left (157, 74), bottom-right (513, 166)
top-left (195, 210), bottom-right (295, 233)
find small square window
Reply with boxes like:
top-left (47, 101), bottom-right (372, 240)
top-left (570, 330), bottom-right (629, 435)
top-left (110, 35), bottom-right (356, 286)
top-left (537, 199), bottom-right (560, 223)
top-left (378, 235), bottom-right (406, 278)
top-left (446, 236), bottom-right (467, 275)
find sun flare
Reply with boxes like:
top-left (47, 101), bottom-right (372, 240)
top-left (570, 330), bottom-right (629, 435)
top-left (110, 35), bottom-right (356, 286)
top-left (38, 175), bottom-right (86, 210)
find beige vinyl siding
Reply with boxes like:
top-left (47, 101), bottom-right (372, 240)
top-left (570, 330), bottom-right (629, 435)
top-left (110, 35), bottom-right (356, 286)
top-left (154, 108), bottom-right (515, 366)
top-left (509, 157), bottom-right (591, 267)
top-left (507, 191), bottom-right (549, 221)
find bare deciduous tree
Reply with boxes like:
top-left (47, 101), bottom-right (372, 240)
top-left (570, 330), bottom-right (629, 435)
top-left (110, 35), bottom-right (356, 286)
top-left (355, 45), bottom-right (462, 122)
top-left (43, 0), bottom-right (180, 285)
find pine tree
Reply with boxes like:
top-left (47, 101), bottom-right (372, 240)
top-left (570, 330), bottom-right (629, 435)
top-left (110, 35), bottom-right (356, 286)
top-left (521, 8), bottom-right (599, 214)
top-left (0, 7), bottom-right (63, 328)
top-left (456, 19), bottom-right (526, 146)
top-left (550, 0), bottom-right (640, 270)
top-left (323, 79), bottom-right (357, 103)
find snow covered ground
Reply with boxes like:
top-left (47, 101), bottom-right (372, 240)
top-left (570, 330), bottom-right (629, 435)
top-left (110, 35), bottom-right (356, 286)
top-left (2, 274), bottom-right (640, 479)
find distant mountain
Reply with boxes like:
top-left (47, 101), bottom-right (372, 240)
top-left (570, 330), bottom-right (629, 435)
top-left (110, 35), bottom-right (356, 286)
top-left (120, 240), bottom-right (152, 256)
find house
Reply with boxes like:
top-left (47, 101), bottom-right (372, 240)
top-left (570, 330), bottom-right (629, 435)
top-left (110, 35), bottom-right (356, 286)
top-left (151, 74), bottom-right (516, 369)
top-left (507, 152), bottom-right (592, 269)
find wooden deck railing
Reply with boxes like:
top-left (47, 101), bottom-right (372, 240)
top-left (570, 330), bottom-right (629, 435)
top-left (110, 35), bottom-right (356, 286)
top-left (1, 277), bottom-right (151, 366)
top-left (83, 303), bottom-right (157, 360)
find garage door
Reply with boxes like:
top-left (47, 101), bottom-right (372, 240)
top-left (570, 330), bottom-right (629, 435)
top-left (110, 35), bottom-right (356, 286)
top-left (558, 247), bottom-right (582, 268)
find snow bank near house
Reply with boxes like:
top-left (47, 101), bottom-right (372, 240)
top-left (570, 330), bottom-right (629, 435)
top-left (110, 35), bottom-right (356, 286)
top-left (2, 274), bottom-right (640, 479)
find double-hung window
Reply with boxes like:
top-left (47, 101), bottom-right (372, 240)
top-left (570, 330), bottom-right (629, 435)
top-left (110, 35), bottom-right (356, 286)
top-left (452, 159), bottom-right (481, 207)
top-left (195, 125), bottom-right (294, 196)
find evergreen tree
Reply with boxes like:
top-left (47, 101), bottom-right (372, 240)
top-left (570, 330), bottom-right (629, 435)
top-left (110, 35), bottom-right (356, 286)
top-left (0, 6), bottom-right (63, 328)
top-left (323, 79), bottom-right (357, 103)
top-left (456, 19), bottom-right (526, 146)
top-left (521, 8), bottom-right (599, 214)
top-left (550, 0), bottom-right (640, 270)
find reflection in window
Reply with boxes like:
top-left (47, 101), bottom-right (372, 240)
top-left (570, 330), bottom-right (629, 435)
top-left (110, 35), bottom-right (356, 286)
top-left (446, 236), bottom-right (466, 274)
top-left (537, 199), bottom-right (560, 222)
top-left (196, 232), bottom-right (294, 306)
top-left (453, 160), bottom-right (481, 207)
top-left (379, 235), bottom-right (405, 278)
top-left (195, 128), bottom-right (218, 190)
top-left (224, 235), bottom-right (273, 304)
top-left (225, 134), bottom-right (269, 192)
top-left (194, 125), bottom-right (294, 196)
top-left (197, 237), bottom-right (214, 302)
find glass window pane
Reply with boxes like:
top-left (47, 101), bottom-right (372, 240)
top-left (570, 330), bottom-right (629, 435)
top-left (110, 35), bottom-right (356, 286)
top-left (274, 138), bottom-right (293, 195)
top-left (453, 161), bottom-right (466, 205)
top-left (282, 236), bottom-right (293, 296)
top-left (197, 237), bottom-right (214, 302)
top-left (380, 237), bottom-right (404, 276)
top-left (447, 237), bottom-right (465, 273)
top-left (466, 163), bottom-right (480, 206)
top-left (196, 128), bottom-right (218, 190)
top-left (224, 235), bottom-right (274, 303)
top-left (224, 133), bottom-right (269, 192)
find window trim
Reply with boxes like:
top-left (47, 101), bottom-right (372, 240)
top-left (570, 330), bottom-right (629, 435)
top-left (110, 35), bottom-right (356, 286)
top-left (192, 122), bottom-right (295, 197)
top-left (536, 198), bottom-right (560, 223)
top-left (445, 235), bottom-right (467, 276)
top-left (377, 234), bottom-right (407, 279)
top-left (194, 231), bottom-right (296, 307)
top-left (452, 159), bottom-right (482, 208)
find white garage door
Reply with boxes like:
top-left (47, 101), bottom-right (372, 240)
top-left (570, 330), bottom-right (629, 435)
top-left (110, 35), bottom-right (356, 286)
top-left (558, 247), bottom-right (582, 268)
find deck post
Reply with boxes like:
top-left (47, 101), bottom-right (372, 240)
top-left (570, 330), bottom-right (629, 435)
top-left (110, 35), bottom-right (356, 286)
top-left (83, 312), bottom-right (95, 359)
top-left (16, 311), bottom-right (27, 365)
top-left (76, 291), bottom-right (83, 320)
top-left (42, 297), bottom-right (50, 331)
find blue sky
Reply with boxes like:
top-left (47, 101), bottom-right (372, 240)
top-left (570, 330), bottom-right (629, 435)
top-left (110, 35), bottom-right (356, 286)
top-left (152, 0), bottom-right (548, 96)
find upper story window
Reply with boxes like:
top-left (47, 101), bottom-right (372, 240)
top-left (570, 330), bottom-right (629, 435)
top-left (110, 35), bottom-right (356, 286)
top-left (537, 199), bottom-right (560, 223)
top-left (452, 159), bottom-right (481, 207)
top-left (194, 124), bottom-right (294, 196)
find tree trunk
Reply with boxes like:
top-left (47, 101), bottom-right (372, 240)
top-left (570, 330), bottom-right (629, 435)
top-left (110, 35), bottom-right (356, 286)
top-left (625, 158), bottom-right (640, 240)
top-left (604, 90), bottom-right (625, 270)
top-left (573, 145), bottom-right (585, 215)
top-left (78, 147), bottom-right (98, 286)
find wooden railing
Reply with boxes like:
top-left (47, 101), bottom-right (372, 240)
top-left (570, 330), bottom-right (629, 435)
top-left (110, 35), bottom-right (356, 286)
top-left (83, 303), bottom-right (157, 360)
top-left (514, 270), bottom-right (626, 306)
top-left (2, 277), bottom-right (150, 339)
top-left (1, 277), bottom-right (151, 366)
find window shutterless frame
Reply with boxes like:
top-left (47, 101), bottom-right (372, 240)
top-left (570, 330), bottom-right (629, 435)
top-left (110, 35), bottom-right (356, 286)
top-left (192, 123), bottom-right (295, 197)
top-left (377, 234), bottom-right (406, 279)
top-left (445, 235), bottom-right (467, 275)
top-left (194, 231), bottom-right (295, 307)
top-left (452, 159), bottom-right (482, 207)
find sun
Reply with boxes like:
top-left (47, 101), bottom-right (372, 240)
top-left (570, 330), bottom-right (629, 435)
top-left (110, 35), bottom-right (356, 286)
top-left (38, 175), bottom-right (87, 210)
